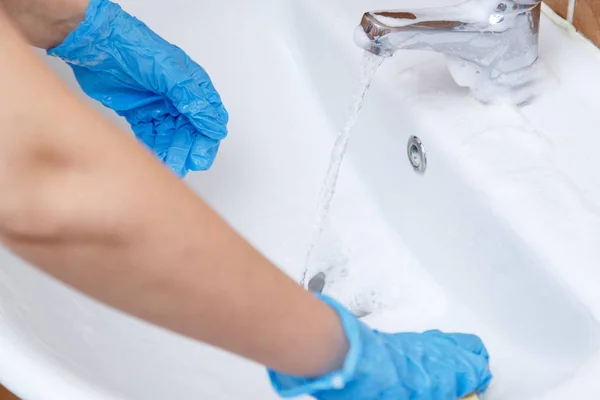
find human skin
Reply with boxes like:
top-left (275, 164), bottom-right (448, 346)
top-left (0, 0), bottom-right (89, 48)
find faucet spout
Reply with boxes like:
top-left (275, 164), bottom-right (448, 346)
top-left (355, 0), bottom-right (543, 103)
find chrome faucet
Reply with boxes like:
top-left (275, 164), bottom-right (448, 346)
top-left (355, 0), bottom-right (543, 103)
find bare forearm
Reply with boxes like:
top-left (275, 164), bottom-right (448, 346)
top-left (0, 13), bottom-right (347, 377)
top-left (0, 0), bottom-right (89, 48)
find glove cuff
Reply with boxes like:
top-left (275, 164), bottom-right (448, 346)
top-left (47, 0), bottom-right (121, 60)
top-left (268, 295), bottom-right (396, 398)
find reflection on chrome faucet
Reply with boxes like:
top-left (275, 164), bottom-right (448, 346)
top-left (355, 0), bottom-right (543, 104)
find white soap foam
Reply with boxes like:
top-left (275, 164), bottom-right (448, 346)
top-left (446, 55), bottom-right (546, 105)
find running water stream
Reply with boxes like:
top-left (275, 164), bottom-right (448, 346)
top-left (301, 52), bottom-right (384, 288)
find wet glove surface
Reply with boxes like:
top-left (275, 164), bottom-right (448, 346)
top-left (269, 296), bottom-right (492, 400)
top-left (48, 0), bottom-right (228, 177)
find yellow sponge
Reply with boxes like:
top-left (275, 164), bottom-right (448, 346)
top-left (462, 395), bottom-right (479, 400)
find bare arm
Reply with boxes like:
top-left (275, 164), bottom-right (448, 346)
top-left (0, 10), bottom-right (348, 378)
top-left (0, 0), bottom-right (88, 48)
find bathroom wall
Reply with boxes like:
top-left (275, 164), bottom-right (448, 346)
top-left (545, 0), bottom-right (600, 46)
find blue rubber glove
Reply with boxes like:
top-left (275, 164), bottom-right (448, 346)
top-left (48, 0), bottom-right (228, 178)
top-left (269, 296), bottom-right (492, 400)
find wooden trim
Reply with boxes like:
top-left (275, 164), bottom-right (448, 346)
top-left (0, 386), bottom-right (19, 400)
top-left (574, 0), bottom-right (600, 47)
top-left (545, 0), bottom-right (570, 19)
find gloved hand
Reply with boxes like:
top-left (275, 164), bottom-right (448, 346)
top-left (48, 0), bottom-right (228, 178)
top-left (269, 296), bottom-right (492, 400)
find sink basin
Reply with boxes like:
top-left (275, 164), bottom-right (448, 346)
top-left (2, 1), bottom-right (600, 399)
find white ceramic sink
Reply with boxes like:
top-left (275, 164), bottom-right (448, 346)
top-left (2, 1), bottom-right (600, 399)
